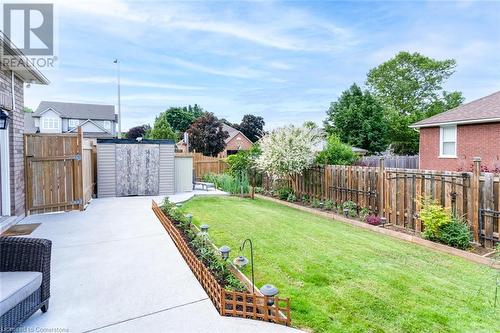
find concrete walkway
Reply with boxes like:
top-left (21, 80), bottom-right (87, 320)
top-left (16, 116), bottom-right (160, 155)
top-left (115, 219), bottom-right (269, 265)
top-left (19, 193), bottom-right (301, 333)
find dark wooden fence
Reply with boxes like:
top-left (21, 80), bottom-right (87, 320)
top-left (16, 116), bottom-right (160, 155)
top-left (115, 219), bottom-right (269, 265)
top-left (357, 155), bottom-right (419, 169)
top-left (270, 158), bottom-right (498, 247)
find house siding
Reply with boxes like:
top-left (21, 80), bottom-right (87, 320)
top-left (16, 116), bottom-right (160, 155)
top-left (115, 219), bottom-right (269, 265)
top-left (0, 69), bottom-right (26, 216)
top-left (97, 144), bottom-right (116, 198)
top-left (159, 144), bottom-right (175, 195)
top-left (419, 123), bottom-right (500, 171)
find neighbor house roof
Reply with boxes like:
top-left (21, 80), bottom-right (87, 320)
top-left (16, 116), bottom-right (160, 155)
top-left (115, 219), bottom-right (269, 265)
top-left (24, 112), bottom-right (37, 133)
top-left (33, 101), bottom-right (116, 121)
top-left (222, 124), bottom-right (251, 144)
top-left (410, 91), bottom-right (500, 128)
top-left (0, 32), bottom-right (49, 85)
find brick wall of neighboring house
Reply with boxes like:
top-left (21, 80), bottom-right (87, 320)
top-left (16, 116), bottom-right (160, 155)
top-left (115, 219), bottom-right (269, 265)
top-left (0, 69), bottom-right (25, 216)
top-left (419, 123), bottom-right (500, 171)
top-left (220, 132), bottom-right (253, 157)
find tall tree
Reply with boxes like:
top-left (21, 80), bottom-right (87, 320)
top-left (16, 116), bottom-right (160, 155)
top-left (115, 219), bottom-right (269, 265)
top-left (148, 114), bottom-right (176, 140)
top-left (238, 114), bottom-right (265, 142)
top-left (188, 112), bottom-right (229, 156)
top-left (126, 124), bottom-right (151, 140)
top-left (324, 83), bottom-right (389, 153)
top-left (316, 135), bottom-right (358, 166)
top-left (367, 51), bottom-right (463, 154)
top-left (164, 104), bottom-right (205, 133)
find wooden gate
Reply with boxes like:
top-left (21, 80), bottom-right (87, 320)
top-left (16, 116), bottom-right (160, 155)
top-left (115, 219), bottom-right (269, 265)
top-left (24, 128), bottom-right (94, 215)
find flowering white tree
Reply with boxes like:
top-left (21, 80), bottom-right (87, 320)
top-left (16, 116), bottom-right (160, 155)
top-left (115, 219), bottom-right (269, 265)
top-left (256, 125), bottom-right (322, 179)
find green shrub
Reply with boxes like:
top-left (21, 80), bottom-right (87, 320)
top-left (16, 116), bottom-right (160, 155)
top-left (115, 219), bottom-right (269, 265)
top-left (324, 200), bottom-right (334, 210)
top-left (437, 217), bottom-right (471, 250)
top-left (301, 194), bottom-right (309, 204)
top-left (226, 145), bottom-right (261, 177)
top-left (420, 198), bottom-right (451, 240)
top-left (316, 135), bottom-right (358, 166)
top-left (342, 201), bottom-right (358, 217)
top-left (277, 187), bottom-right (294, 200)
top-left (310, 198), bottom-right (321, 208)
top-left (202, 173), bottom-right (249, 194)
top-left (287, 193), bottom-right (297, 202)
top-left (359, 208), bottom-right (370, 220)
top-left (336, 204), bottom-right (343, 213)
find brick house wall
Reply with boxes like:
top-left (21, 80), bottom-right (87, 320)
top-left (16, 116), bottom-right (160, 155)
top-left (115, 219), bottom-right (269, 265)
top-left (419, 123), bottom-right (500, 171)
top-left (0, 69), bottom-right (26, 216)
top-left (219, 132), bottom-right (253, 157)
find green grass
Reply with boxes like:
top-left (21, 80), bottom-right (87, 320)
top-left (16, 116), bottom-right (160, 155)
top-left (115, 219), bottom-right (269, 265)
top-left (180, 196), bottom-right (500, 333)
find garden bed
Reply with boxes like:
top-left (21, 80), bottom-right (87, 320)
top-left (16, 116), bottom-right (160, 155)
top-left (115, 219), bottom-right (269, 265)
top-left (151, 199), bottom-right (291, 326)
top-left (255, 186), bottom-right (498, 260)
top-left (182, 196), bottom-right (500, 333)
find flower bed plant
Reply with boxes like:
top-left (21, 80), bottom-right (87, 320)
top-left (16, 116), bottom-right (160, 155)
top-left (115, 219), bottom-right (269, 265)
top-left (160, 197), bottom-right (246, 291)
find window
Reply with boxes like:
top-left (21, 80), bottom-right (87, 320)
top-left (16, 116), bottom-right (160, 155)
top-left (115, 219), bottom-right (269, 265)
top-left (68, 119), bottom-right (78, 129)
top-left (440, 125), bottom-right (457, 157)
top-left (103, 120), bottom-right (111, 130)
top-left (42, 117), bottom-right (59, 130)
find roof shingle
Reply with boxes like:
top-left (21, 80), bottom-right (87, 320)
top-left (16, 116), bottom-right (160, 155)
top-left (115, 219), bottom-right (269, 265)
top-left (34, 101), bottom-right (116, 121)
top-left (411, 91), bottom-right (500, 128)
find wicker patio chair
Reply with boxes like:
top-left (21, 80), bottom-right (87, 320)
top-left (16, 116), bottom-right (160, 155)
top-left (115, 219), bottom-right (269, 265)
top-left (0, 237), bottom-right (51, 333)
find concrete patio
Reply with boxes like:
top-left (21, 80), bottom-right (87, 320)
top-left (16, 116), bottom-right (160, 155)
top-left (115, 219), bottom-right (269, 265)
top-left (17, 191), bottom-right (301, 332)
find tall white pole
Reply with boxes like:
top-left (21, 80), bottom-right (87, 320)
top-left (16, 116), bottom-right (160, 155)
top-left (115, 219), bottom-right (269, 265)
top-left (114, 59), bottom-right (122, 138)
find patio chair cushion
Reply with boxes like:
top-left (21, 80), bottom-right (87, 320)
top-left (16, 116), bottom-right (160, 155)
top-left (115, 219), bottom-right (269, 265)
top-left (0, 271), bottom-right (42, 316)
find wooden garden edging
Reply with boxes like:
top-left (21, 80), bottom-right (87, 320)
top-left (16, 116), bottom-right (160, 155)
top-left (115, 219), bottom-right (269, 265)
top-left (255, 194), bottom-right (500, 269)
top-left (151, 200), bottom-right (292, 326)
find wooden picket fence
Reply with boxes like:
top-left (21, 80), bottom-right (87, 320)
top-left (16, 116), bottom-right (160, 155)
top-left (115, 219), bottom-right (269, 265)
top-left (278, 158), bottom-right (499, 248)
top-left (192, 152), bottom-right (229, 181)
top-left (24, 128), bottom-right (95, 215)
top-left (151, 200), bottom-right (291, 325)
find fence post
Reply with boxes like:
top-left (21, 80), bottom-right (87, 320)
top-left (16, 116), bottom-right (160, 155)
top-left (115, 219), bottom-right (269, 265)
top-left (471, 157), bottom-right (481, 243)
top-left (378, 158), bottom-right (385, 216)
top-left (77, 126), bottom-right (84, 211)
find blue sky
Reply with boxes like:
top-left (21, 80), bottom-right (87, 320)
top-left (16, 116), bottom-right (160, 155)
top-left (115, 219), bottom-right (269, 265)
top-left (25, 0), bottom-right (500, 131)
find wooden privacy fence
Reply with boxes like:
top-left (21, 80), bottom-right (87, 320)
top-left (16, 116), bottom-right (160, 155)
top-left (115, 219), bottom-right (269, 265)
top-left (151, 201), bottom-right (291, 325)
top-left (285, 158), bottom-right (499, 247)
top-left (193, 152), bottom-right (229, 180)
top-left (24, 128), bottom-right (95, 215)
top-left (357, 155), bottom-right (419, 169)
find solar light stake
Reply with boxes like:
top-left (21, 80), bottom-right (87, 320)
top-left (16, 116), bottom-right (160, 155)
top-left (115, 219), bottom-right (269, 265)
top-left (219, 245), bottom-right (231, 260)
top-left (343, 208), bottom-right (349, 217)
top-left (380, 217), bottom-right (387, 228)
top-left (233, 238), bottom-right (255, 293)
top-left (260, 284), bottom-right (279, 306)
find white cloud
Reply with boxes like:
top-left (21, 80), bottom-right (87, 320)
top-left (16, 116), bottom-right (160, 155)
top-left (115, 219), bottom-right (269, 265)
top-left (66, 76), bottom-right (205, 90)
top-left (157, 55), bottom-right (268, 79)
top-left (55, 0), bottom-right (355, 52)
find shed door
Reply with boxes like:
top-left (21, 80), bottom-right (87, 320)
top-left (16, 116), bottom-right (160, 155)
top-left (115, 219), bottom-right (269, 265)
top-left (116, 144), bottom-right (160, 196)
top-left (175, 156), bottom-right (193, 192)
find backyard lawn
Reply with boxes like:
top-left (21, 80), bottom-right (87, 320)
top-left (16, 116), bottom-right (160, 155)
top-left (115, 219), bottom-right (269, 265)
top-left (180, 196), bottom-right (499, 333)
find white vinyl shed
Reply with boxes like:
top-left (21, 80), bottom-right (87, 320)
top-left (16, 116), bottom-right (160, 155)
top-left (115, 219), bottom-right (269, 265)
top-left (97, 139), bottom-right (176, 198)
